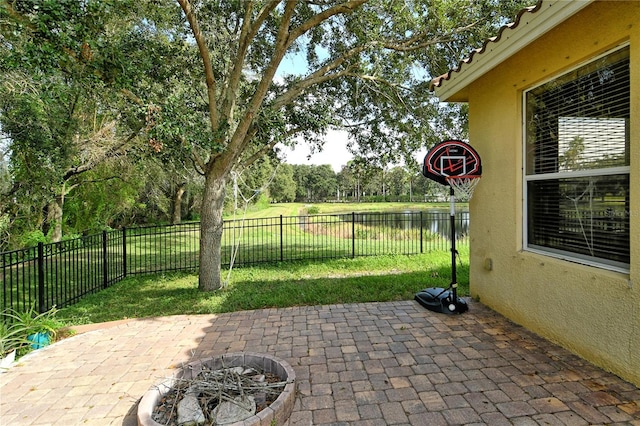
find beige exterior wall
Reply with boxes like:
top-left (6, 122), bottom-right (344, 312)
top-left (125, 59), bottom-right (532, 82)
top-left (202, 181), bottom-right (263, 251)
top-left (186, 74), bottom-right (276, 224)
top-left (465, 1), bottom-right (639, 385)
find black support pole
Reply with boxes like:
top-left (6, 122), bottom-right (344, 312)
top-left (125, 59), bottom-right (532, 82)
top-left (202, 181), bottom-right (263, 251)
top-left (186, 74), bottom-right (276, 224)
top-left (420, 211), bottom-right (423, 254)
top-left (37, 242), bottom-right (45, 313)
top-left (122, 228), bottom-right (127, 279)
top-left (280, 215), bottom-right (284, 262)
top-left (352, 212), bottom-right (355, 258)
top-left (102, 231), bottom-right (108, 290)
top-left (449, 187), bottom-right (457, 304)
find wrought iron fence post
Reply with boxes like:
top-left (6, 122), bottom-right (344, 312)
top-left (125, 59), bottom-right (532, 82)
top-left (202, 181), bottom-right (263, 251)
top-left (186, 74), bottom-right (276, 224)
top-left (122, 227), bottom-right (127, 278)
top-left (420, 211), bottom-right (424, 253)
top-left (280, 215), bottom-right (284, 262)
top-left (352, 212), bottom-right (355, 258)
top-left (102, 231), bottom-right (108, 289)
top-left (37, 242), bottom-right (45, 313)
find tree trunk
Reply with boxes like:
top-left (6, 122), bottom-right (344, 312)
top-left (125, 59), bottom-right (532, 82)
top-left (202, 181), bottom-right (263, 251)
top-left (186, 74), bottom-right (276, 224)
top-left (198, 170), bottom-right (227, 291)
top-left (47, 194), bottom-right (64, 243)
top-left (409, 177), bottom-right (413, 202)
top-left (172, 182), bottom-right (186, 225)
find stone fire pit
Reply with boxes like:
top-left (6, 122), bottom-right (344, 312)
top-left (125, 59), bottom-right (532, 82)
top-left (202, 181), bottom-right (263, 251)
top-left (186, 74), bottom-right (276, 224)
top-left (137, 352), bottom-right (296, 426)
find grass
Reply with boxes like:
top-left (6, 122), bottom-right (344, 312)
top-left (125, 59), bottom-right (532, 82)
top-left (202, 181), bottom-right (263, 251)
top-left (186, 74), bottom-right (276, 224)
top-left (5, 202), bottom-right (465, 327)
top-left (55, 248), bottom-right (469, 326)
top-left (42, 202), bottom-right (469, 327)
top-left (304, 201), bottom-right (456, 214)
top-left (224, 201), bottom-right (466, 219)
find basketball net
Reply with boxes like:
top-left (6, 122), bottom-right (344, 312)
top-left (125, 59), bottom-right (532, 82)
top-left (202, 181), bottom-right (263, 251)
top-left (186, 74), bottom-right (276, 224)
top-left (446, 175), bottom-right (481, 200)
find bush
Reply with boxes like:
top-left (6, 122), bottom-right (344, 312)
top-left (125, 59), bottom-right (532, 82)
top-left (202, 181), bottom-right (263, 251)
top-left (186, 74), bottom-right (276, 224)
top-left (19, 229), bottom-right (48, 248)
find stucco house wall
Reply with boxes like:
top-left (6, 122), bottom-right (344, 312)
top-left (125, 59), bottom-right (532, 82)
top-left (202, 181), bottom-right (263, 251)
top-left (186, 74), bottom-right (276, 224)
top-left (434, 1), bottom-right (639, 385)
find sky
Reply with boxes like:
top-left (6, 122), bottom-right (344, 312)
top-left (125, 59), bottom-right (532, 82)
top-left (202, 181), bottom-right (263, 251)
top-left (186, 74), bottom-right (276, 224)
top-left (274, 42), bottom-right (430, 173)
top-left (277, 129), bottom-right (352, 172)
top-left (275, 46), bottom-right (355, 172)
top-left (278, 130), bottom-right (430, 173)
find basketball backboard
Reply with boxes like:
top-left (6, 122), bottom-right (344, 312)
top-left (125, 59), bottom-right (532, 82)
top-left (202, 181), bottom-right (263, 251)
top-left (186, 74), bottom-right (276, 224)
top-left (422, 140), bottom-right (482, 186)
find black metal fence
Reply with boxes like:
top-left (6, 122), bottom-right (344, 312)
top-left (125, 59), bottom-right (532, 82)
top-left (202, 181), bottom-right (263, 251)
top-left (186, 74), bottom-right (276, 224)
top-left (1, 211), bottom-right (468, 313)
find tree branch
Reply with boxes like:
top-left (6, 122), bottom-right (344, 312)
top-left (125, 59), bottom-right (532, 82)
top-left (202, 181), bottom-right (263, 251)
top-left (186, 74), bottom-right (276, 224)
top-left (177, 0), bottom-right (219, 134)
top-left (222, 1), bottom-right (280, 121)
top-left (220, 0), bottom-right (254, 123)
top-left (272, 45), bottom-right (367, 110)
top-left (229, 1), bottom-right (373, 171)
top-left (273, 14), bottom-right (479, 111)
top-left (381, 21), bottom-right (478, 52)
top-left (183, 135), bottom-right (207, 175)
top-left (239, 123), bottom-right (308, 169)
top-left (62, 124), bottom-right (142, 181)
top-left (224, 1), bottom-right (296, 169)
top-left (344, 72), bottom-right (409, 107)
top-left (288, 0), bottom-right (367, 42)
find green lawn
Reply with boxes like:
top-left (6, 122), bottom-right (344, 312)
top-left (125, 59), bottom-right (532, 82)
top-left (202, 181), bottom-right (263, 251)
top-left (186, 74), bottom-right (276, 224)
top-left (230, 201), bottom-right (463, 219)
top-left (56, 248), bottom-right (468, 326)
top-left (50, 202), bottom-right (468, 326)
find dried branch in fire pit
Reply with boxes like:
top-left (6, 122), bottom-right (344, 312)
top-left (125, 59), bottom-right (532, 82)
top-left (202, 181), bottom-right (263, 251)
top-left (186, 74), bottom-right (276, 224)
top-left (152, 363), bottom-right (288, 425)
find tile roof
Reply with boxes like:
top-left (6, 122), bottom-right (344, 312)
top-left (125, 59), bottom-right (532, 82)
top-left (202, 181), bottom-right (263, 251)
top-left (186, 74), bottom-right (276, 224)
top-left (429, 0), bottom-right (544, 91)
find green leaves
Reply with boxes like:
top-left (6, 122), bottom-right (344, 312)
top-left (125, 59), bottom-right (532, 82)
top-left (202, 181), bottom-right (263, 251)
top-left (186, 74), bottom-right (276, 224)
top-left (0, 0), bottom-right (533, 268)
top-left (1, 305), bottom-right (60, 358)
top-left (0, 0), bottom-right (189, 245)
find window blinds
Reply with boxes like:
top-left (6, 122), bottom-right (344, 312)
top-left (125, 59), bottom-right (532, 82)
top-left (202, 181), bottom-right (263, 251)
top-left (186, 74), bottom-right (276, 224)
top-left (524, 46), bottom-right (630, 270)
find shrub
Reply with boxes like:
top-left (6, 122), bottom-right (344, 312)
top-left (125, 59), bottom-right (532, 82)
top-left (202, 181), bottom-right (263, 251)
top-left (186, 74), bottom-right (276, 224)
top-left (19, 230), bottom-right (48, 248)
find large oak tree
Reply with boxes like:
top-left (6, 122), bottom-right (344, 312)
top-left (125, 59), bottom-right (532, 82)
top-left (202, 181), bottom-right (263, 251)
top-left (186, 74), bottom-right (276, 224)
top-left (1, 0), bottom-right (532, 290)
top-left (172, 0), bottom-right (533, 291)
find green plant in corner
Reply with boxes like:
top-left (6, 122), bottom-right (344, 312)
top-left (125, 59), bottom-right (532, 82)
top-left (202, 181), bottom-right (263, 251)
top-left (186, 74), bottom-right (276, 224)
top-left (0, 305), bottom-right (61, 360)
top-left (0, 320), bottom-right (24, 364)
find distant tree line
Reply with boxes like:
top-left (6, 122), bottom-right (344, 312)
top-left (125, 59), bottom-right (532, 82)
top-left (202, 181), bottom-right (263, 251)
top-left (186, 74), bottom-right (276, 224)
top-left (225, 153), bottom-right (450, 206)
top-left (286, 162), bottom-right (447, 203)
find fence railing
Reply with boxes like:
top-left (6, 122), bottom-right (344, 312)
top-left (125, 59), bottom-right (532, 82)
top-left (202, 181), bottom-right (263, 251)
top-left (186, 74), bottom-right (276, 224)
top-left (1, 211), bottom-right (468, 313)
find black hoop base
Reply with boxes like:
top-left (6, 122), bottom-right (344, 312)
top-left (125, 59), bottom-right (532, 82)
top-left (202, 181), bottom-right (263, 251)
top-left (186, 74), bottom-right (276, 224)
top-left (414, 287), bottom-right (468, 315)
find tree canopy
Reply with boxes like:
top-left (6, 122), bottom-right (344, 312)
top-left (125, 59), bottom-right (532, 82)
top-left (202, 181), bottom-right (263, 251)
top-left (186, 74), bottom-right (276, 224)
top-left (1, 0), bottom-right (534, 288)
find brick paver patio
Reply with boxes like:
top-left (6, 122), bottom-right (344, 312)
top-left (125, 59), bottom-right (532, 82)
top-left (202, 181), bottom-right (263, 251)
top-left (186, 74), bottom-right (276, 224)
top-left (1, 299), bottom-right (638, 425)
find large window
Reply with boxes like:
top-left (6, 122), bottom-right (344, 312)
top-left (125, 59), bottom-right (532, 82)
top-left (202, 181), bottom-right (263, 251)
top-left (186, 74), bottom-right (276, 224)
top-left (524, 45), bottom-right (630, 271)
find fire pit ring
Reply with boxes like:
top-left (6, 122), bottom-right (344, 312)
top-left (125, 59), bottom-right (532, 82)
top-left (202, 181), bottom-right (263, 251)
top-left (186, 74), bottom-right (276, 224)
top-left (137, 352), bottom-right (297, 426)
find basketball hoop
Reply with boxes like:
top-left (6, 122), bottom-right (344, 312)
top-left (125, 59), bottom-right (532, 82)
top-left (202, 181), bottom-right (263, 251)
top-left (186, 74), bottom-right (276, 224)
top-left (446, 175), bottom-right (481, 200)
top-left (416, 140), bottom-right (483, 315)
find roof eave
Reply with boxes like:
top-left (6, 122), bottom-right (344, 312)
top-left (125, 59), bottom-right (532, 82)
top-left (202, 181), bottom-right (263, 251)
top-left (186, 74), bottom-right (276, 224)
top-left (432, 0), bottom-right (594, 102)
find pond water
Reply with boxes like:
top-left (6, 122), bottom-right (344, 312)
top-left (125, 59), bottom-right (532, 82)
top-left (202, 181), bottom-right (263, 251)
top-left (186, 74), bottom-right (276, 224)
top-left (337, 209), bottom-right (470, 239)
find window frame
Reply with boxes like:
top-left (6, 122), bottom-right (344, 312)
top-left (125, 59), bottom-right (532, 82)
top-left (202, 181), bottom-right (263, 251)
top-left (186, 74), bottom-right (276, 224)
top-left (522, 43), bottom-right (631, 274)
